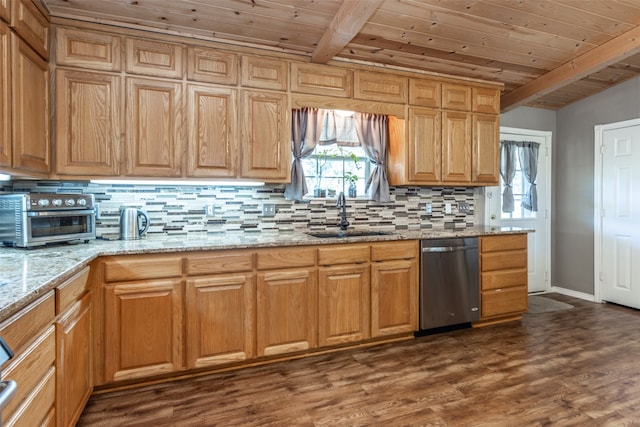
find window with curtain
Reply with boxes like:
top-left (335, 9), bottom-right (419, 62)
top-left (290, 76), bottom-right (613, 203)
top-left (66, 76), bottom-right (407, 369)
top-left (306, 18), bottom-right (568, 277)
top-left (499, 140), bottom-right (540, 219)
top-left (287, 109), bottom-right (390, 202)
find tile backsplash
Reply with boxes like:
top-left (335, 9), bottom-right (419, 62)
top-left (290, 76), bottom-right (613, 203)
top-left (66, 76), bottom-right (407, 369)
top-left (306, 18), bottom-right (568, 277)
top-left (2, 181), bottom-right (479, 238)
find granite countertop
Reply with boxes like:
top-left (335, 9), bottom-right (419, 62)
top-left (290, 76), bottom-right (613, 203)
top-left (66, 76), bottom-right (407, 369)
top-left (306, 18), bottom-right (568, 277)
top-left (0, 226), bottom-right (531, 321)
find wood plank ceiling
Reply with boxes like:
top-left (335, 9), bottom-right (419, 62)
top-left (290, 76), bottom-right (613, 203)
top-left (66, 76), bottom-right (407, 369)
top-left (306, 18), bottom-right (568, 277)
top-left (43, 0), bottom-right (640, 111)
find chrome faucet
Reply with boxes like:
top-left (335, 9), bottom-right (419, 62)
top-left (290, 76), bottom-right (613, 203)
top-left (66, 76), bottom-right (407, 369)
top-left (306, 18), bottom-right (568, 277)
top-left (336, 192), bottom-right (349, 231)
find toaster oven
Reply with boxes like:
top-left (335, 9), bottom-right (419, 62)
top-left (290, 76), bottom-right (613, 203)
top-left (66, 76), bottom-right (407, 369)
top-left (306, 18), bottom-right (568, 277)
top-left (0, 193), bottom-right (96, 248)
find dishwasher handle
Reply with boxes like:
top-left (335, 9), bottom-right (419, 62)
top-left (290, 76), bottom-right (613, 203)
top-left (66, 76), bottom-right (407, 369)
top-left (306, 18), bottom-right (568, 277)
top-left (422, 245), bottom-right (476, 253)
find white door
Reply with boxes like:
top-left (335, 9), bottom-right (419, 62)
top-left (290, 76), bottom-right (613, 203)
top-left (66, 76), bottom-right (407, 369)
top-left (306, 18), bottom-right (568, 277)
top-left (485, 127), bottom-right (551, 293)
top-left (598, 123), bottom-right (640, 308)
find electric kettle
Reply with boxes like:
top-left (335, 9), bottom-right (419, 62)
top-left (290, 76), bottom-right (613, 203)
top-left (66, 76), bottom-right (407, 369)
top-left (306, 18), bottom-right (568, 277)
top-left (120, 207), bottom-right (150, 240)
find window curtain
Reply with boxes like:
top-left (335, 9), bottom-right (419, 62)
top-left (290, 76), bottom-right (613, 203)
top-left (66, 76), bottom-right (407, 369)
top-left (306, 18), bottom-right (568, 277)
top-left (518, 141), bottom-right (540, 212)
top-left (284, 108), bottom-right (324, 201)
top-left (500, 141), bottom-right (517, 213)
top-left (353, 113), bottom-right (390, 203)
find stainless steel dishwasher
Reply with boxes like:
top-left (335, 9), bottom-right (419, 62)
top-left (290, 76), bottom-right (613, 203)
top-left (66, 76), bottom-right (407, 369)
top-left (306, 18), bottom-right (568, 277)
top-left (419, 237), bottom-right (480, 330)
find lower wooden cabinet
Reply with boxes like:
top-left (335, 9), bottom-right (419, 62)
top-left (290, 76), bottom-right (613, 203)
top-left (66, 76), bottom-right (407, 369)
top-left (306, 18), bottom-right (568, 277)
top-left (185, 273), bottom-right (255, 368)
top-left (103, 279), bottom-right (184, 382)
top-left (478, 234), bottom-right (528, 324)
top-left (257, 268), bottom-right (318, 356)
top-left (56, 292), bottom-right (92, 427)
top-left (318, 264), bottom-right (370, 346)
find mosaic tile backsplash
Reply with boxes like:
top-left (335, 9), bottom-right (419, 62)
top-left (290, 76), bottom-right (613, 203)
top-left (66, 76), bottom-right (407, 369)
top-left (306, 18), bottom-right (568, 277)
top-left (2, 181), bottom-right (480, 238)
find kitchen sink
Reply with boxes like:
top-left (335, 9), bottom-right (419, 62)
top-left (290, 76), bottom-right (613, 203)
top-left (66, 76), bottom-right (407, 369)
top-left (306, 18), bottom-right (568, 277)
top-left (306, 231), bottom-right (393, 238)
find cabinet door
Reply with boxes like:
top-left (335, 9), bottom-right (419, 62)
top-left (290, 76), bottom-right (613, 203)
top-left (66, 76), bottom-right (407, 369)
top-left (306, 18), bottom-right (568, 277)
top-left (409, 78), bottom-right (441, 108)
top-left (290, 63), bottom-right (352, 98)
top-left (354, 70), bottom-right (407, 104)
top-left (10, 0), bottom-right (49, 59)
top-left (0, 0), bottom-right (8, 23)
top-left (472, 113), bottom-right (500, 184)
top-left (442, 83), bottom-right (471, 111)
top-left (256, 269), bottom-right (317, 356)
top-left (472, 87), bottom-right (500, 114)
top-left (186, 84), bottom-right (237, 177)
top-left (407, 107), bottom-right (441, 183)
top-left (56, 69), bottom-right (121, 176)
top-left (185, 273), bottom-right (254, 368)
top-left (55, 27), bottom-right (121, 72)
top-left (11, 33), bottom-right (49, 174)
top-left (104, 279), bottom-right (183, 382)
top-left (125, 38), bottom-right (183, 79)
top-left (126, 77), bottom-right (183, 176)
top-left (0, 22), bottom-right (9, 167)
top-left (371, 259), bottom-right (418, 337)
top-left (442, 110), bottom-right (471, 183)
top-left (318, 264), bottom-right (370, 347)
top-left (241, 55), bottom-right (287, 91)
top-left (240, 89), bottom-right (290, 181)
top-left (187, 46), bottom-right (237, 85)
top-left (56, 292), bottom-right (92, 427)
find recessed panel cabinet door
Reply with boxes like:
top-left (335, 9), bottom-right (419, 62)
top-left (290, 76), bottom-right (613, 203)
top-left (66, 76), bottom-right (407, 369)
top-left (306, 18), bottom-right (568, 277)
top-left (186, 84), bottom-right (237, 177)
top-left (103, 280), bottom-right (184, 382)
top-left (11, 33), bottom-right (49, 174)
top-left (0, 22), bottom-right (9, 167)
top-left (56, 69), bottom-right (121, 176)
top-left (126, 77), bottom-right (183, 177)
top-left (371, 259), bottom-right (418, 337)
top-left (472, 113), bottom-right (499, 184)
top-left (240, 89), bottom-right (290, 182)
top-left (407, 107), bottom-right (441, 183)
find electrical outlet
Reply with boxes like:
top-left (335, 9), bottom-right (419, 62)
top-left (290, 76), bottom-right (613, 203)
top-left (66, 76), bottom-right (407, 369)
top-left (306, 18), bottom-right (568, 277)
top-left (262, 203), bottom-right (276, 217)
top-left (205, 204), bottom-right (215, 217)
top-left (445, 203), bottom-right (452, 214)
top-left (425, 203), bottom-right (432, 214)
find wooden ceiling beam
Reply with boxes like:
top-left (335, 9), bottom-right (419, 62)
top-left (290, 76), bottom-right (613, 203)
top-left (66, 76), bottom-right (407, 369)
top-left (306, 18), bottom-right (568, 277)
top-left (501, 24), bottom-right (640, 112)
top-left (311, 0), bottom-right (384, 64)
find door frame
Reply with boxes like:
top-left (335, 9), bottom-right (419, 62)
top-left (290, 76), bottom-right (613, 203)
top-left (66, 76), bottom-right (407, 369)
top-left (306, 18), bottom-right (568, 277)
top-left (594, 117), bottom-right (640, 303)
top-left (485, 126), bottom-right (552, 293)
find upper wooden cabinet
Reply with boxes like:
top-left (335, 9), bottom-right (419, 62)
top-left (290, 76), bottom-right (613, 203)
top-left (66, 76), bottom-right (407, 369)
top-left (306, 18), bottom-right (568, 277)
top-left (55, 27), bottom-right (121, 71)
top-left (10, 0), bottom-right (48, 59)
top-left (472, 113), bottom-right (500, 184)
top-left (240, 89), bottom-right (290, 181)
top-left (55, 69), bottom-right (121, 176)
top-left (354, 70), bottom-right (407, 104)
top-left (0, 22), bottom-right (9, 167)
top-left (125, 37), bottom-right (184, 79)
top-left (290, 62), bottom-right (352, 98)
top-left (241, 55), bottom-right (287, 91)
top-left (409, 78), bottom-right (441, 108)
top-left (186, 84), bottom-right (237, 177)
top-left (442, 110), bottom-right (472, 183)
top-left (442, 83), bottom-right (471, 111)
top-left (473, 87), bottom-right (500, 114)
top-left (187, 46), bottom-right (237, 85)
top-left (125, 77), bottom-right (183, 176)
top-left (11, 33), bottom-right (49, 175)
top-left (407, 107), bottom-right (441, 183)
top-left (0, 0), bottom-right (9, 23)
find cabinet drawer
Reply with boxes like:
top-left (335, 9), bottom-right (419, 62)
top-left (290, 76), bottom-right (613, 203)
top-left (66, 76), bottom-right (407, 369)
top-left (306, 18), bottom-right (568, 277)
top-left (187, 46), bottom-right (237, 85)
top-left (291, 63), bottom-right (352, 97)
top-left (2, 325), bottom-right (55, 419)
top-left (185, 251), bottom-right (253, 275)
top-left (354, 70), bottom-right (407, 104)
top-left (442, 83), bottom-right (471, 111)
top-left (55, 266), bottom-right (90, 314)
top-left (102, 255), bottom-right (183, 282)
top-left (125, 37), bottom-right (184, 78)
top-left (241, 55), bottom-right (287, 91)
top-left (55, 27), bottom-right (121, 71)
top-left (11, 0), bottom-right (49, 59)
top-left (0, 292), bottom-right (54, 354)
top-left (371, 241), bottom-right (417, 262)
top-left (481, 249), bottom-right (527, 272)
top-left (481, 234), bottom-right (527, 252)
top-left (318, 244), bottom-right (369, 266)
top-left (481, 268), bottom-right (527, 291)
top-left (256, 247), bottom-right (315, 270)
top-left (481, 286), bottom-right (527, 318)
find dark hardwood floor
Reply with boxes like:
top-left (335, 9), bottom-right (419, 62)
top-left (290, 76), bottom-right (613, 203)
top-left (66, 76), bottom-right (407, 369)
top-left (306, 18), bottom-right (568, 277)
top-left (77, 294), bottom-right (640, 426)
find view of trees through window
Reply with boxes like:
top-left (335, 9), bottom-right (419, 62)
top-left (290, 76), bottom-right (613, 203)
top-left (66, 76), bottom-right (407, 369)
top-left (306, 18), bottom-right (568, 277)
top-left (500, 160), bottom-right (536, 220)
